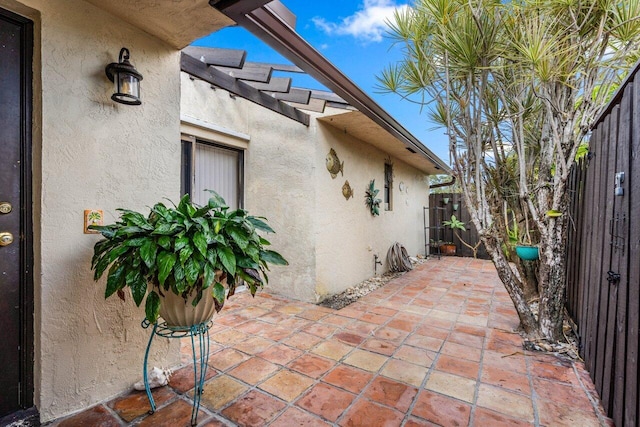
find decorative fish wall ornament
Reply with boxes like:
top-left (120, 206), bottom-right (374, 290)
top-left (342, 180), bottom-right (354, 200)
top-left (326, 148), bottom-right (344, 179)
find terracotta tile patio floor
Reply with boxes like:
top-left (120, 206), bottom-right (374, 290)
top-left (49, 257), bottom-right (612, 427)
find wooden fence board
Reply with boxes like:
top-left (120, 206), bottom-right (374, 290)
top-left (585, 121), bottom-right (607, 374)
top-left (612, 82), bottom-right (633, 426)
top-left (624, 77), bottom-right (640, 427)
top-left (599, 106), bottom-right (620, 413)
top-left (578, 145), bottom-right (598, 354)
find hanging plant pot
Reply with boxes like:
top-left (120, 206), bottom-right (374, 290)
top-left (515, 245), bottom-right (539, 261)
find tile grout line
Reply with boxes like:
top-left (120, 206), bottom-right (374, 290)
top-left (467, 278), bottom-right (490, 427)
top-left (571, 362), bottom-right (609, 427)
top-left (400, 269), bottom-right (462, 426)
top-left (524, 343), bottom-right (541, 426)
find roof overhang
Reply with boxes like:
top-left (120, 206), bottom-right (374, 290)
top-left (86, 0), bottom-right (237, 49)
top-left (318, 111), bottom-right (444, 175)
top-left (210, 0), bottom-right (451, 174)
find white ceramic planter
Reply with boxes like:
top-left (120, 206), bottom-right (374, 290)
top-left (158, 289), bottom-right (216, 330)
top-left (158, 272), bottom-right (226, 330)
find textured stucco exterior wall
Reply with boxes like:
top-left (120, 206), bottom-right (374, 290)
top-left (181, 75), bottom-right (430, 303)
top-left (180, 73), bottom-right (318, 303)
top-left (314, 115), bottom-right (429, 298)
top-left (0, 0), bottom-right (182, 421)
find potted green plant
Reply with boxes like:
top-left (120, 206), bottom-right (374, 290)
top-left (442, 215), bottom-right (482, 258)
top-left (440, 241), bottom-right (457, 255)
top-left (510, 210), bottom-right (539, 261)
top-left (89, 191), bottom-right (288, 329)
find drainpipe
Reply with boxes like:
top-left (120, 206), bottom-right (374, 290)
top-left (430, 175), bottom-right (456, 189)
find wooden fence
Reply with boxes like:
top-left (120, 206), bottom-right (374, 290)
top-left (565, 63), bottom-right (640, 426)
top-left (427, 193), bottom-right (489, 259)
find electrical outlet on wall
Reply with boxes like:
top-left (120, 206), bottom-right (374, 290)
top-left (84, 209), bottom-right (103, 234)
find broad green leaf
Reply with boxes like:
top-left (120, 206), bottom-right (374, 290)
top-left (124, 237), bottom-right (148, 247)
top-left (193, 206), bottom-right (211, 218)
top-left (152, 223), bottom-right (182, 235)
top-left (88, 225), bottom-right (116, 238)
top-left (203, 262), bottom-right (216, 289)
top-left (237, 256), bottom-right (259, 269)
top-left (118, 210), bottom-right (153, 230)
top-left (105, 263), bottom-right (126, 298)
top-left (179, 246), bottom-right (194, 265)
top-left (131, 275), bottom-right (147, 306)
top-left (206, 191), bottom-right (228, 209)
top-left (151, 203), bottom-right (169, 217)
top-left (245, 245), bottom-right (259, 261)
top-left (184, 257), bottom-right (200, 286)
top-left (114, 226), bottom-right (146, 237)
top-left (212, 282), bottom-right (226, 305)
top-left (157, 235), bottom-right (171, 250)
top-left (140, 239), bottom-right (157, 269)
top-left (145, 291), bottom-right (160, 323)
top-left (175, 278), bottom-right (186, 294)
top-left (177, 193), bottom-right (192, 216)
top-left (259, 250), bottom-right (288, 266)
top-left (259, 236), bottom-right (271, 246)
top-left (206, 248), bottom-right (218, 266)
top-left (193, 231), bottom-right (208, 257)
top-left (93, 255), bottom-right (111, 280)
top-left (108, 245), bottom-right (130, 263)
top-left (173, 262), bottom-right (185, 282)
top-left (174, 236), bottom-right (190, 251)
top-left (157, 251), bottom-right (177, 286)
top-left (191, 290), bottom-right (203, 307)
top-left (247, 217), bottom-right (275, 233)
top-left (228, 227), bottom-right (249, 250)
top-left (93, 238), bottom-right (115, 260)
top-left (218, 246), bottom-right (236, 276)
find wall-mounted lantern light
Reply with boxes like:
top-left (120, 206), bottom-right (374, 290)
top-left (105, 47), bottom-right (143, 105)
top-left (443, 197), bottom-right (450, 205)
top-left (453, 203), bottom-right (459, 211)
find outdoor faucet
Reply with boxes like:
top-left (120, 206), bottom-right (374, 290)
top-left (374, 254), bottom-right (383, 275)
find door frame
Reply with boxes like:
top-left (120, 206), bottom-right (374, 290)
top-left (0, 6), bottom-right (34, 411)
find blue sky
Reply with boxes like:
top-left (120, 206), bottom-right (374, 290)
top-left (193, 0), bottom-right (451, 166)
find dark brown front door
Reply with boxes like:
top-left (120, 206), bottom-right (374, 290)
top-left (0, 7), bottom-right (33, 418)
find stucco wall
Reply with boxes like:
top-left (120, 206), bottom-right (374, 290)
top-left (181, 75), bottom-right (430, 304)
top-left (0, 0), bottom-right (182, 421)
top-left (180, 73), bottom-right (318, 303)
top-left (314, 115), bottom-right (429, 298)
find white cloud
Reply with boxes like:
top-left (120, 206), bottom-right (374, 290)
top-left (312, 0), bottom-right (408, 43)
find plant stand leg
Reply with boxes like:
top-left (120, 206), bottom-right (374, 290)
top-left (189, 324), bottom-right (210, 426)
top-left (143, 322), bottom-right (158, 414)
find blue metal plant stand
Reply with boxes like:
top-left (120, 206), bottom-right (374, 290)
top-left (142, 319), bottom-right (212, 426)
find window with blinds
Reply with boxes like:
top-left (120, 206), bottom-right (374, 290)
top-left (181, 139), bottom-right (244, 209)
top-left (384, 162), bottom-right (393, 211)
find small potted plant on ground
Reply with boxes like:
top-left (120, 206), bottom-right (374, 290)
top-left (442, 215), bottom-right (482, 258)
top-left (89, 191), bottom-right (288, 329)
top-left (440, 241), bottom-right (457, 255)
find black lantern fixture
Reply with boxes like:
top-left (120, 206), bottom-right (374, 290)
top-left (105, 47), bottom-right (143, 105)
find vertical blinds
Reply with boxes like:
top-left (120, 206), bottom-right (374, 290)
top-left (193, 143), bottom-right (239, 209)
